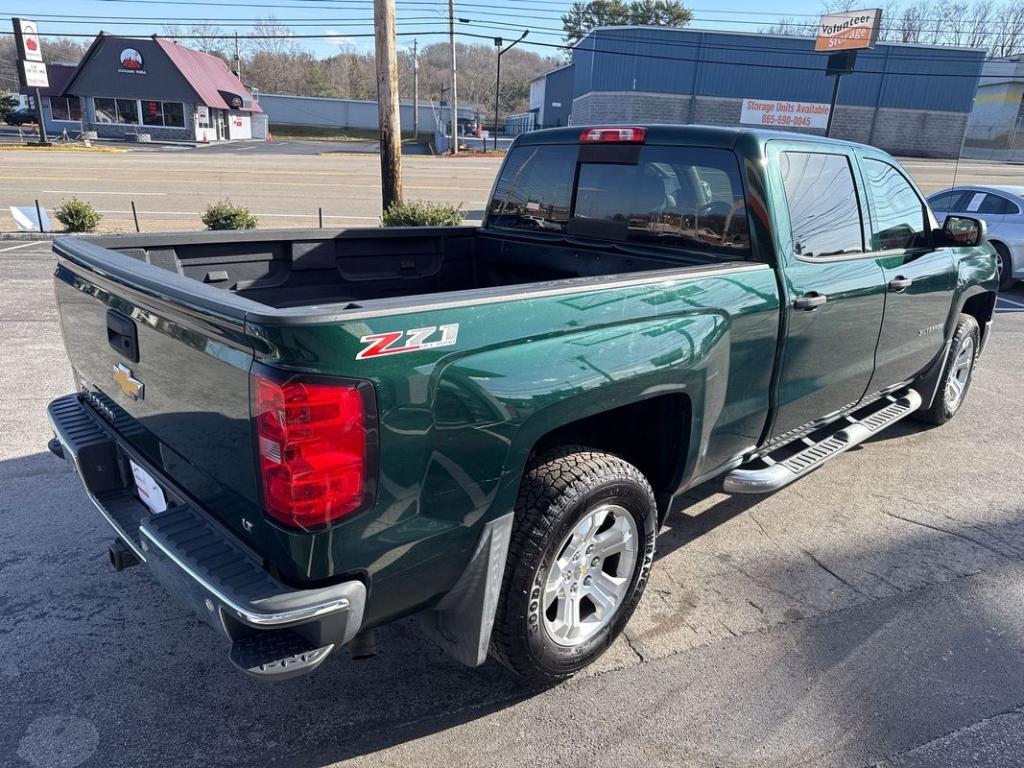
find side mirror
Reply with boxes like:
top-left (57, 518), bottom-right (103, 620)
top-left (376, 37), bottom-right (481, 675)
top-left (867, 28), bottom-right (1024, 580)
top-left (942, 215), bottom-right (987, 247)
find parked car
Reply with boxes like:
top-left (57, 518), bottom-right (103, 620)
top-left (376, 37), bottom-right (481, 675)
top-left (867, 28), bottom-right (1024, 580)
top-left (927, 185), bottom-right (1024, 290)
top-left (4, 108), bottom-right (37, 126)
top-left (46, 126), bottom-right (998, 684)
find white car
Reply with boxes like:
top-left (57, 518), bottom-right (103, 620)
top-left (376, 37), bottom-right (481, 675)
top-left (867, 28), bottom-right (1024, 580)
top-left (927, 185), bottom-right (1024, 290)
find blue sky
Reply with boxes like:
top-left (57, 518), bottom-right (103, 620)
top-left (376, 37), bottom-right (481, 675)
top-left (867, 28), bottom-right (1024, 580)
top-left (15, 0), bottom-right (830, 59)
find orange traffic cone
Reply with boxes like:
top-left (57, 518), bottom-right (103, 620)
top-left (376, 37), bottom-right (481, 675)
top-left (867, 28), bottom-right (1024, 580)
top-left (202, 133), bottom-right (209, 144)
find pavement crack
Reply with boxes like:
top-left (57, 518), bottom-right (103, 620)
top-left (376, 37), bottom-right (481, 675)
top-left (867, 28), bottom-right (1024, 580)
top-left (622, 630), bottom-right (647, 663)
top-left (880, 509), bottom-right (1017, 561)
top-left (799, 548), bottom-right (868, 596)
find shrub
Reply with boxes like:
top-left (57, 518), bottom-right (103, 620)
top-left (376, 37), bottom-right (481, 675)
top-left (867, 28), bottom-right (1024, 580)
top-left (381, 200), bottom-right (463, 227)
top-left (201, 200), bottom-right (258, 230)
top-left (55, 197), bottom-right (101, 233)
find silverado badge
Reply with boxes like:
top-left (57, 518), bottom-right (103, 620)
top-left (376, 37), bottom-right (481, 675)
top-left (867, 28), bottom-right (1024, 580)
top-left (112, 362), bottom-right (144, 400)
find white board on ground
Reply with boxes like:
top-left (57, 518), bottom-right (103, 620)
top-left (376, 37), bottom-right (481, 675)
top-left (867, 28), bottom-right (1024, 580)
top-left (10, 206), bottom-right (51, 232)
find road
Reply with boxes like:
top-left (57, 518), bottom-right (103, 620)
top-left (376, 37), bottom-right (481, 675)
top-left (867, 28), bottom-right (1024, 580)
top-left (0, 146), bottom-right (1019, 233)
top-left (0, 146), bottom-right (495, 232)
top-left (1, 239), bottom-right (1023, 768)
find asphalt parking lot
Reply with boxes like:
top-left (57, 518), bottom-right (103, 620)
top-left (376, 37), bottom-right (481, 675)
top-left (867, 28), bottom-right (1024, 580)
top-left (1, 235), bottom-right (1023, 767)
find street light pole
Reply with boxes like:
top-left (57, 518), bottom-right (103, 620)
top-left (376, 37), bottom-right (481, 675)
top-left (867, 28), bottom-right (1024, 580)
top-left (493, 30), bottom-right (528, 152)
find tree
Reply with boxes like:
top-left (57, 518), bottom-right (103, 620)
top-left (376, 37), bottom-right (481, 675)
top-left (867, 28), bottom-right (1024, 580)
top-left (562, 0), bottom-right (693, 45)
top-left (992, 1), bottom-right (1024, 56)
top-left (0, 89), bottom-right (17, 120)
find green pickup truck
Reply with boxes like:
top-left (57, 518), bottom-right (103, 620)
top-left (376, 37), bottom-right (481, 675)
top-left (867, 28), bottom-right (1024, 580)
top-left (48, 125), bottom-right (998, 683)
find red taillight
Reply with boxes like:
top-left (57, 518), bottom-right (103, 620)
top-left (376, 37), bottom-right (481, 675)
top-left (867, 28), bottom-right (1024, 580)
top-left (253, 372), bottom-right (376, 530)
top-left (579, 127), bottom-right (647, 144)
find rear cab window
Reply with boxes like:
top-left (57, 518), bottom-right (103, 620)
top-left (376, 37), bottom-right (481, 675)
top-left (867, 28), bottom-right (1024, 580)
top-left (487, 143), bottom-right (750, 257)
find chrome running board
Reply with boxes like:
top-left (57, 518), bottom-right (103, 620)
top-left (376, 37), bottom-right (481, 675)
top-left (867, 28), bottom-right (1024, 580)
top-left (724, 388), bottom-right (922, 494)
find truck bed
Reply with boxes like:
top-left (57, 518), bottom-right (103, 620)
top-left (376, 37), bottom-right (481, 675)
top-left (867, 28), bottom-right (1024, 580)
top-left (75, 226), bottom-right (726, 311)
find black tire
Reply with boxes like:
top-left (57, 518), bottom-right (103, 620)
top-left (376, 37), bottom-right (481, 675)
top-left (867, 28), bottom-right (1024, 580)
top-left (917, 314), bottom-right (980, 425)
top-left (993, 242), bottom-right (1017, 292)
top-left (490, 447), bottom-right (657, 685)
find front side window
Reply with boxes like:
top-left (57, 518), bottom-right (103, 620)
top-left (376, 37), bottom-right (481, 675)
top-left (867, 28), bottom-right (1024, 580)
top-left (780, 152), bottom-right (863, 258)
top-left (863, 158), bottom-right (928, 250)
top-left (487, 145), bottom-right (576, 232)
top-left (928, 190), bottom-right (969, 213)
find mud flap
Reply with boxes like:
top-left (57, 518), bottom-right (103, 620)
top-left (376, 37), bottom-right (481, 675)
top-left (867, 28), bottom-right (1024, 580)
top-left (417, 512), bottom-right (514, 667)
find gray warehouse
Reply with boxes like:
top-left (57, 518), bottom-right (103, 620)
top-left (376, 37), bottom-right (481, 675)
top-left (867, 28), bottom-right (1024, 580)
top-left (530, 27), bottom-right (987, 158)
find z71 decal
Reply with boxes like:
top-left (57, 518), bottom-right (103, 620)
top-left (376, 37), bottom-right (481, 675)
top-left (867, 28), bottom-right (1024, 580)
top-left (356, 323), bottom-right (460, 360)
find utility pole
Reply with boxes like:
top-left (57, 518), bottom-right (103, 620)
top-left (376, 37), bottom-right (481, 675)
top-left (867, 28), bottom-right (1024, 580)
top-left (412, 39), bottom-right (419, 138)
top-left (374, 0), bottom-right (403, 209)
top-left (447, 0), bottom-right (458, 154)
top-left (233, 31), bottom-right (241, 80)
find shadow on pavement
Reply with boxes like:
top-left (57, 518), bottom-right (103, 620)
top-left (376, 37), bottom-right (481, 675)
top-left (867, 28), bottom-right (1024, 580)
top-left (4, 440), bottom-right (1024, 768)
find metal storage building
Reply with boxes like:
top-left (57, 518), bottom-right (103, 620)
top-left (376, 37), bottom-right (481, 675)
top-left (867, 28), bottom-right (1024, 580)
top-left (963, 55), bottom-right (1024, 161)
top-left (535, 26), bottom-right (986, 158)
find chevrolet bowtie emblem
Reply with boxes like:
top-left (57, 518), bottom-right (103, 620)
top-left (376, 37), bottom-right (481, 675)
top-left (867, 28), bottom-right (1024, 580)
top-left (112, 363), bottom-right (144, 400)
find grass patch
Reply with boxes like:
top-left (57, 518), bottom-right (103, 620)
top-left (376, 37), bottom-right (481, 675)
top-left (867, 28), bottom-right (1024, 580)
top-left (0, 143), bottom-right (127, 153)
top-left (270, 124), bottom-right (430, 144)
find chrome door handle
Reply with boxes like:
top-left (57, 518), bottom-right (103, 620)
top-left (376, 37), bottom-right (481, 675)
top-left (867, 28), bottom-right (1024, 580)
top-left (888, 277), bottom-right (913, 292)
top-left (793, 293), bottom-right (828, 310)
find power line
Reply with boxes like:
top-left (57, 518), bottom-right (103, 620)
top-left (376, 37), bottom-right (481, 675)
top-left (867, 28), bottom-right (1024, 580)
top-left (454, 21), bottom-right (995, 62)
top-left (0, 23), bottom-right (992, 79)
top-left (456, 30), bottom-right (993, 79)
top-left (10, 5), bottom-right (1012, 41)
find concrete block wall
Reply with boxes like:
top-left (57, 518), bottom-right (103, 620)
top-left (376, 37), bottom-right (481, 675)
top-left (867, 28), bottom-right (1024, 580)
top-left (571, 91), bottom-right (969, 158)
top-left (571, 91), bottom-right (692, 125)
top-left (869, 109), bottom-right (970, 159)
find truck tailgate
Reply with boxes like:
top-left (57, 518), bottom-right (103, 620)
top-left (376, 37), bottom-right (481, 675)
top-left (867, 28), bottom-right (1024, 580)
top-left (52, 237), bottom-right (260, 528)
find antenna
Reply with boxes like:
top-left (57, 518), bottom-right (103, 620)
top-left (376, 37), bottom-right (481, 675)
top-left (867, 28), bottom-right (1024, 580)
top-left (951, 97), bottom-right (973, 194)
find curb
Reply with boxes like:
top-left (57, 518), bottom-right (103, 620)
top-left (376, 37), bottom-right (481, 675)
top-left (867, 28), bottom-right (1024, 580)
top-left (0, 232), bottom-right (57, 241)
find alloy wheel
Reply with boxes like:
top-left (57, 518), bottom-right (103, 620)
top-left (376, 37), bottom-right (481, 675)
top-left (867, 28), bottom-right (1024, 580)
top-left (540, 503), bottom-right (638, 647)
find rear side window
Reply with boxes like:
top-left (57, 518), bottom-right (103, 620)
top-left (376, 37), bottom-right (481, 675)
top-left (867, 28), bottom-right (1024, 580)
top-left (779, 152), bottom-right (863, 258)
top-left (978, 193), bottom-right (1018, 215)
top-left (862, 158), bottom-right (928, 250)
top-left (487, 145), bottom-right (576, 233)
top-left (488, 144), bottom-right (749, 255)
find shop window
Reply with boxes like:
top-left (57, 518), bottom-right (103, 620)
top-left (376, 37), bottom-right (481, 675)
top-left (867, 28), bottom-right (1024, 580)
top-left (139, 100), bottom-right (185, 128)
top-left (163, 102), bottom-right (185, 128)
top-left (94, 97), bottom-right (117, 123)
top-left (142, 100), bottom-right (163, 127)
top-left (49, 97), bottom-right (82, 122)
top-left (116, 98), bottom-right (139, 124)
